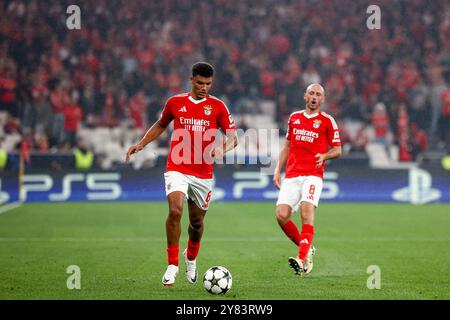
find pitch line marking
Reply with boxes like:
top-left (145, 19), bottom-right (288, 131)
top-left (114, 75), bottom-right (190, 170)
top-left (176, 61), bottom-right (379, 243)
top-left (0, 202), bottom-right (22, 215)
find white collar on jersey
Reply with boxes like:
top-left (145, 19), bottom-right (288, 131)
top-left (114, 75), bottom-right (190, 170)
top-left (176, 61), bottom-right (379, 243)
top-left (302, 111), bottom-right (319, 119)
top-left (188, 95), bottom-right (207, 104)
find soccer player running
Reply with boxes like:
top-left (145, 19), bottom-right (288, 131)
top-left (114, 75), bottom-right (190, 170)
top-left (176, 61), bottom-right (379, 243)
top-left (273, 83), bottom-right (342, 275)
top-left (125, 62), bottom-right (238, 286)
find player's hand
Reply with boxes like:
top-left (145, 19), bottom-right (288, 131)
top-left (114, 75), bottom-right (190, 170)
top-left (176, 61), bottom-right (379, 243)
top-left (273, 171), bottom-right (282, 190)
top-left (211, 146), bottom-right (224, 160)
top-left (315, 153), bottom-right (326, 168)
top-left (125, 144), bottom-right (143, 162)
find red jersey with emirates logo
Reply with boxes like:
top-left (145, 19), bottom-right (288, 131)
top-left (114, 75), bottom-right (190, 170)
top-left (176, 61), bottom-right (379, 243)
top-left (285, 110), bottom-right (341, 179)
top-left (160, 93), bottom-right (236, 179)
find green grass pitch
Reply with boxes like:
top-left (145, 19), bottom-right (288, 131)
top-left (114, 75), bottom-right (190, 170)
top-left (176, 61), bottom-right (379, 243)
top-left (0, 202), bottom-right (449, 300)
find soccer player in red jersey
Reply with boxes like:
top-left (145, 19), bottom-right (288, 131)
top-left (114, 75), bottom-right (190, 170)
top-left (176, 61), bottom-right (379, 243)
top-left (273, 83), bottom-right (342, 275)
top-left (126, 62), bottom-right (238, 286)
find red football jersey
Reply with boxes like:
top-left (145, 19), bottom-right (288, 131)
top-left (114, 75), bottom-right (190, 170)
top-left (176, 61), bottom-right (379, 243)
top-left (160, 93), bottom-right (236, 179)
top-left (285, 110), bottom-right (341, 179)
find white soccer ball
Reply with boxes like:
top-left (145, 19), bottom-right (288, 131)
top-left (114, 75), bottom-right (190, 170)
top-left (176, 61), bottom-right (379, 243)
top-left (203, 266), bottom-right (232, 294)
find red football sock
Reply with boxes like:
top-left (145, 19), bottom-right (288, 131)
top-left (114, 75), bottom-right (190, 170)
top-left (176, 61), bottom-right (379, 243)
top-left (281, 220), bottom-right (300, 246)
top-left (167, 245), bottom-right (179, 266)
top-left (187, 240), bottom-right (200, 261)
top-left (298, 224), bottom-right (314, 261)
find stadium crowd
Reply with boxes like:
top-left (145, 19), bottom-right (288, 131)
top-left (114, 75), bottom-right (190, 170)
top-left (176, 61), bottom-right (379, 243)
top-left (0, 0), bottom-right (449, 163)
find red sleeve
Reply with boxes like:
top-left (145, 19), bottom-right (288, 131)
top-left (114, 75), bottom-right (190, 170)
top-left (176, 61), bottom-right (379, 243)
top-left (217, 102), bottom-right (236, 132)
top-left (159, 98), bottom-right (174, 126)
top-left (326, 116), bottom-right (341, 147)
top-left (286, 116), bottom-right (292, 141)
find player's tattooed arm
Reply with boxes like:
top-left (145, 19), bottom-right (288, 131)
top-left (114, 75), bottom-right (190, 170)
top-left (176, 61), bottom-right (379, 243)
top-left (125, 120), bottom-right (169, 162)
top-left (314, 146), bottom-right (342, 168)
top-left (273, 140), bottom-right (290, 189)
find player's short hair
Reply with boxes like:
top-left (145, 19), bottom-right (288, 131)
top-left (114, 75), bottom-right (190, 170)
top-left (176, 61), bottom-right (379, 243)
top-left (306, 83), bottom-right (325, 95)
top-left (192, 62), bottom-right (214, 78)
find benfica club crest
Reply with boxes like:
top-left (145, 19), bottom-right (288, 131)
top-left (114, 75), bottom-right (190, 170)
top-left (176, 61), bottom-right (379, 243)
top-left (203, 105), bottom-right (213, 116)
top-left (313, 119), bottom-right (321, 129)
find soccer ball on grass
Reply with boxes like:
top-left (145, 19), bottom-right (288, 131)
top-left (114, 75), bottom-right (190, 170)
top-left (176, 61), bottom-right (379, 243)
top-left (203, 266), bottom-right (232, 294)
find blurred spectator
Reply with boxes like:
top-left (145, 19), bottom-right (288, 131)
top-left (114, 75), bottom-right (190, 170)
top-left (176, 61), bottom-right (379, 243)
top-left (439, 86), bottom-right (450, 147)
top-left (50, 82), bottom-right (69, 145)
top-left (79, 74), bottom-right (97, 124)
top-left (398, 104), bottom-right (413, 162)
top-left (3, 113), bottom-right (20, 134)
top-left (0, 137), bottom-right (7, 170)
top-left (302, 65), bottom-right (321, 87)
top-left (442, 154), bottom-right (450, 170)
top-left (128, 90), bottom-right (147, 129)
top-left (21, 129), bottom-right (35, 152)
top-left (94, 89), bottom-right (120, 127)
top-left (74, 140), bottom-right (94, 170)
top-left (35, 132), bottom-right (50, 152)
top-left (409, 123), bottom-right (428, 159)
top-left (23, 71), bottom-right (52, 134)
top-left (371, 102), bottom-right (390, 145)
top-left (351, 127), bottom-right (369, 153)
top-left (428, 69), bottom-right (447, 142)
top-left (0, 65), bottom-right (18, 117)
top-left (63, 96), bottom-right (83, 148)
top-left (407, 76), bottom-right (429, 130)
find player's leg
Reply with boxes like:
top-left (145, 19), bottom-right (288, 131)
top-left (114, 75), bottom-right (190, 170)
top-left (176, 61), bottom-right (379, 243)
top-left (187, 198), bottom-right (206, 252)
top-left (183, 175), bottom-right (213, 284)
top-left (166, 191), bottom-right (186, 258)
top-left (276, 204), bottom-right (300, 246)
top-left (162, 171), bottom-right (189, 286)
top-left (183, 198), bottom-right (207, 283)
top-left (162, 191), bottom-right (185, 286)
top-left (297, 201), bottom-right (315, 272)
top-left (276, 177), bottom-right (302, 246)
top-left (297, 176), bottom-right (323, 274)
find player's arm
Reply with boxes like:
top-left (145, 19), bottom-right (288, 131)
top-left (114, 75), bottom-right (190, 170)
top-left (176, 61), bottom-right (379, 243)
top-left (212, 103), bottom-right (238, 159)
top-left (315, 116), bottom-right (342, 168)
top-left (314, 146), bottom-right (342, 168)
top-left (273, 139), bottom-right (290, 190)
top-left (211, 129), bottom-right (238, 159)
top-left (125, 119), bottom-right (169, 162)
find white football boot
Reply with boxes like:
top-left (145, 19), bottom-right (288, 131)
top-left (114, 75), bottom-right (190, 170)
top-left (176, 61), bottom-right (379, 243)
top-left (288, 256), bottom-right (304, 275)
top-left (303, 245), bottom-right (316, 274)
top-left (183, 249), bottom-right (198, 284)
top-left (162, 264), bottom-right (179, 286)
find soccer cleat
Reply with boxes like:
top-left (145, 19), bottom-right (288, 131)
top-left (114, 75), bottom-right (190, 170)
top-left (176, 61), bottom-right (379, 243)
top-left (183, 249), bottom-right (198, 284)
top-left (288, 256), bottom-right (304, 275)
top-left (303, 245), bottom-right (316, 274)
top-left (162, 264), bottom-right (179, 286)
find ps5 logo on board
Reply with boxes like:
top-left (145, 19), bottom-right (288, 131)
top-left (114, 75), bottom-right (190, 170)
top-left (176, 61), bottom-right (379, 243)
top-left (392, 167), bottom-right (441, 205)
